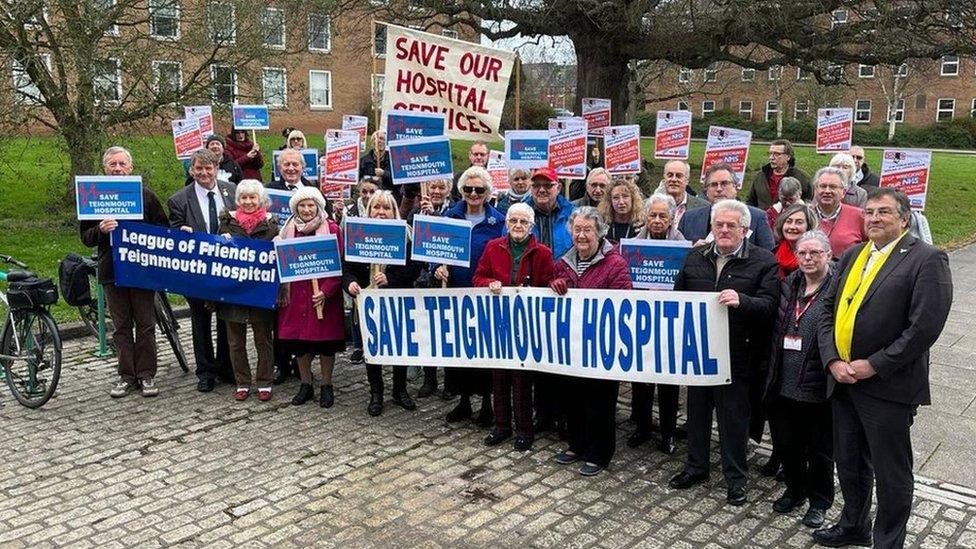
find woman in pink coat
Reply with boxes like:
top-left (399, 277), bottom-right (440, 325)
top-left (275, 187), bottom-right (345, 408)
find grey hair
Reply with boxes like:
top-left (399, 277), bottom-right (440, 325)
top-left (646, 192), bottom-right (677, 218)
top-left (813, 166), bottom-right (850, 188)
top-left (235, 179), bottom-right (270, 208)
top-left (508, 168), bottom-right (531, 180)
top-left (828, 153), bottom-right (857, 183)
top-left (778, 176), bottom-right (802, 199)
top-left (663, 159), bottom-right (691, 178)
top-left (102, 146), bottom-right (132, 168)
top-left (796, 230), bottom-right (832, 253)
top-left (710, 199), bottom-right (752, 228)
top-left (278, 148), bottom-right (306, 169)
top-left (457, 166), bottom-right (494, 196)
top-left (568, 206), bottom-right (608, 239)
top-left (586, 167), bottom-right (611, 185)
top-left (506, 202), bottom-right (535, 225)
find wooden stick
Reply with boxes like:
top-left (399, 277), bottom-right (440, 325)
top-left (368, 263), bottom-right (381, 289)
top-left (515, 56), bottom-right (521, 130)
top-left (421, 181), bottom-right (429, 201)
top-left (311, 278), bottom-right (324, 320)
top-left (251, 129), bottom-right (257, 144)
top-left (372, 20), bottom-right (381, 129)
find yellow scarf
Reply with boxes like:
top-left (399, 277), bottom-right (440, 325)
top-left (834, 232), bottom-right (907, 361)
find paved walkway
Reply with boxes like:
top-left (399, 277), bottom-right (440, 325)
top-left (1, 245), bottom-right (975, 548)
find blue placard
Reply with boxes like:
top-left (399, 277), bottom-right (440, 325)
top-left (387, 136), bottom-right (454, 185)
top-left (111, 222), bottom-right (279, 309)
top-left (387, 110), bottom-right (446, 141)
top-left (505, 130), bottom-right (549, 169)
top-left (265, 189), bottom-right (294, 225)
top-left (232, 104), bottom-right (270, 130)
top-left (275, 235), bottom-right (342, 282)
top-left (411, 215), bottom-right (472, 268)
top-left (272, 148), bottom-right (320, 181)
top-left (618, 238), bottom-right (692, 290)
top-left (344, 217), bottom-right (408, 266)
top-left (75, 176), bottom-right (144, 220)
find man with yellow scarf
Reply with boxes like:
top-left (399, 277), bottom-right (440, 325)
top-left (814, 187), bottom-right (953, 549)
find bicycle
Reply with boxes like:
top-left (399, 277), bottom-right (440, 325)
top-left (0, 255), bottom-right (62, 408)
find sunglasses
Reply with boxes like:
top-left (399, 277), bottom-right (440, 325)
top-left (532, 183), bottom-right (555, 190)
top-left (462, 186), bottom-right (487, 195)
top-left (852, 155), bottom-right (864, 160)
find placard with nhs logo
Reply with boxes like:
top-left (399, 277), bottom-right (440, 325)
top-left (411, 215), bottom-right (473, 268)
top-left (388, 136), bottom-right (454, 185)
top-left (75, 176), bottom-right (144, 220)
top-left (275, 235), bottom-right (342, 282)
top-left (344, 217), bottom-right (409, 266)
top-left (386, 110), bottom-right (446, 141)
top-left (618, 238), bottom-right (692, 290)
top-left (272, 148), bottom-right (320, 181)
top-left (232, 104), bottom-right (270, 130)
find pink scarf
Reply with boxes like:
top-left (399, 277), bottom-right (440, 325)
top-left (235, 208), bottom-right (268, 235)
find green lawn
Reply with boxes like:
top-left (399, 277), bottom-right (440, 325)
top-left (1, 133), bottom-right (974, 323)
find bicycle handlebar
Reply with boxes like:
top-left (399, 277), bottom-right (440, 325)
top-left (1, 255), bottom-right (28, 269)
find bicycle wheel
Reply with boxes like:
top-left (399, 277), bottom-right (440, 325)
top-left (2, 309), bottom-right (62, 408)
top-left (154, 293), bottom-right (189, 373)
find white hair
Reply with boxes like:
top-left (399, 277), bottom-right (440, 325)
top-left (796, 230), bottom-right (832, 253)
top-left (814, 166), bottom-right (850, 188)
top-left (457, 166), bottom-right (494, 196)
top-left (102, 146), bottom-right (132, 168)
top-left (235, 179), bottom-right (269, 208)
top-left (506, 202), bottom-right (535, 225)
top-left (278, 148), bottom-right (306, 169)
top-left (710, 199), bottom-right (751, 228)
top-left (646, 193), bottom-right (677, 218)
top-left (568, 206), bottom-right (608, 239)
top-left (828, 153), bottom-right (857, 183)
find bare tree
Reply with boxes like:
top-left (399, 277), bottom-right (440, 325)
top-left (873, 61), bottom-right (936, 141)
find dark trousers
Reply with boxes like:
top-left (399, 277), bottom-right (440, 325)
top-left (422, 366), bottom-right (438, 387)
top-left (104, 284), bottom-right (157, 383)
top-left (566, 378), bottom-right (620, 468)
top-left (187, 298), bottom-right (230, 381)
top-left (492, 370), bottom-right (532, 437)
top-left (366, 363), bottom-right (406, 396)
top-left (833, 386), bottom-right (915, 549)
top-left (631, 382), bottom-right (679, 437)
top-left (685, 381), bottom-right (751, 489)
top-left (445, 368), bottom-right (491, 399)
top-left (226, 320), bottom-right (274, 387)
top-left (769, 395), bottom-right (834, 510)
top-left (534, 372), bottom-right (568, 425)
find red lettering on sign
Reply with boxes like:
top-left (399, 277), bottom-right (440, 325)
top-left (395, 36), bottom-right (448, 69)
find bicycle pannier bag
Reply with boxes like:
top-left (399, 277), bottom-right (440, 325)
top-left (58, 253), bottom-right (92, 307)
top-left (8, 277), bottom-right (58, 309)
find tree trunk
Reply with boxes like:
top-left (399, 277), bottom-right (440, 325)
top-left (571, 34), bottom-right (630, 124)
top-left (887, 100), bottom-right (898, 141)
top-left (61, 121), bottom-right (106, 205)
top-left (776, 108), bottom-right (784, 138)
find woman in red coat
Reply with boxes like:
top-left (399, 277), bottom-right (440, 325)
top-left (473, 203), bottom-right (554, 451)
top-left (275, 187), bottom-right (345, 408)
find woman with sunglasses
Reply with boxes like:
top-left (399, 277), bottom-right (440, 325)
top-left (434, 166), bottom-right (507, 427)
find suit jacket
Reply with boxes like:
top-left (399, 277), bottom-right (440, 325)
top-left (265, 176), bottom-right (311, 191)
top-left (817, 235), bottom-right (953, 405)
top-left (677, 203), bottom-right (776, 250)
top-left (168, 180), bottom-right (237, 232)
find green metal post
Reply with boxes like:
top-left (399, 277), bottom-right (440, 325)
top-left (93, 277), bottom-right (114, 358)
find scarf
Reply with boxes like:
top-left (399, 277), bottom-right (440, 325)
top-left (292, 212), bottom-right (324, 236)
top-left (234, 208), bottom-right (268, 235)
top-left (774, 240), bottom-right (799, 279)
top-left (276, 212), bottom-right (332, 304)
top-left (834, 232), bottom-right (906, 361)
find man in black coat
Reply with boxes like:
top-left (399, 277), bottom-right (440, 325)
top-left (669, 199), bottom-right (780, 506)
top-left (813, 187), bottom-right (953, 549)
top-left (850, 145), bottom-right (881, 190)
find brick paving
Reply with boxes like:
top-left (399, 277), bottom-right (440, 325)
top-left (1, 321), bottom-right (975, 548)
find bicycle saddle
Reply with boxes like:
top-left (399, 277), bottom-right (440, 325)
top-left (6, 270), bottom-right (36, 282)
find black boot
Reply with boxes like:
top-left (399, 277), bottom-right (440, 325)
top-left (367, 391), bottom-right (383, 416)
top-left (392, 388), bottom-right (417, 411)
top-left (291, 383), bottom-right (313, 405)
top-left (417, 367), bottom-right (437, 398)
top-left (475, 399), bottom-right (493, 427)
top-left (320, 385), bottom-right (334, 408)
top-left (446, 395), bottom-right (473, 422)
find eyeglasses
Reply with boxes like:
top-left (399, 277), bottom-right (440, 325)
top-left (508, 218), bottom-right (532, 226)
top-left (852, 155), bottom-right (864, 160)
top-left (462, 186), bottom-right (487, 195)
top-left (712, 221), bottom-right (741, 230)
top-left (796, 250), bottom-right (826, 258)
top-left (532, 183), bottom-right (555, 190)
top-left (707, 180), bottom-right (735, 189)
top-left (513, 176), bottom-right (529, 181)
top-left (769, 151), bottom-right (788, 157)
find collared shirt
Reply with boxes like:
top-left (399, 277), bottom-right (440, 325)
top-left (281, 178), bottom-right (305, 191)
top-left (674, 193), bottom-right (688, 225)
top-left (193, 181), bottom-right (226, 233)
top-left (815, 204), bottom-right (842, 222)
top-left (864, 231), bottom-right (907, 274)
top-left (710, 241), bottom-right (745, 282)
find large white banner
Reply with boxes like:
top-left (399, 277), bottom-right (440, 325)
top-left (357, 287), bottom-right (732, 386)
top-left (381, 23), bottom-right (515, 141)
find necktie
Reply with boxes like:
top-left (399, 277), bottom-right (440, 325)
top-left (207, 191), bottom-right (218, 234)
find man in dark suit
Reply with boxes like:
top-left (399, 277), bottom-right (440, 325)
top-left (266, 148), bottom-right (311, 192)
top-left (168, 149), bottom-right (237, 392)
top-left (678, 162), bottom-right (775, 250)
top-left (814, 187), bottom-right (953, 548)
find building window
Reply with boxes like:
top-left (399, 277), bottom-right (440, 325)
top-left (24, 7), bottom-right (47, 30)
top-left (11, 54), bottom-right (51, 104)
top-left (262, 67), bottom-right (287, 108)
top-left (858, 65), bottom-right (875, 78)
top-left (208, 2), bottom-right (235, 45)
top-left (93, 0), bottom-right (119, 36)
top-left (941, 55), bottom-right (959, 76)
top-left (855, 99), bottom-right (871, 123)
top-left (768, 65), bottom-right (782, 81)
top-left (827, 64), bottom-right (844, 81)
top-left (94, 58), bottom-right (121, 104)
top-left (372, 74), bottom-right (385, 106)
top-left (794, 100), bottom-right (809, 119)
top-left (149, 0), bottom-right (180, 40)
top-left (704, 62), bottom-right (718, 83)
top-left (678, 68), bottom-right (691, 84)
top-left (741, 68), bottom-right (755, 82)
top-left (701, 100), bottom-right (715, 117)
top-left (765, 100), bottom-right (779, 122)
top-left (263, 8), bottom-right (285, 48)
top-left (441, 29), bottom-right (458, 39)
top-left (677, 100), bottom-right (689, 111)
top-left (152, 60), bottom-right (182, 100)
top-left (374, 24), bottom-right (387, 58)
top-left (797, 67), bottom-right (813, 80)
top-left (896, 64), bottom-right (909, 78)
top-left (309, 70), bottom-right (332, 108)
top-left (887, 99), bottom-right (905, 123)
top-left (936, 98), bottom-right (955, 121)
top-left (831, 9), bottom-right (848, 29)
top-left (971, 99), bottom-right (976, 118)
top-left (308, 14), bottom-right (331, 52)
top-left (738, 101), bottom-right (753, 119)
top-left (211, 64), bottom-right (236, 104)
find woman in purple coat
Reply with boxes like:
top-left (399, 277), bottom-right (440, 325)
top-left (275, 187), bottom-right (346, 408)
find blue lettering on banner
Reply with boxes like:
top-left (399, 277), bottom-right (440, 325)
top-left (232, 105), bottom-right (270, 130)
top-left (388, 136), bottom-right (454, 185)
top-left (387, 110), bottom-right (446, 141)
top-left (411, 215), bottom-right (472, 268)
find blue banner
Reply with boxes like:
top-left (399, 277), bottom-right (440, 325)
top-left (265, 189), bottom-right (294, 225)
top-left (112, 222), bottom-right (279, 309)
top-left (618, 238), bottom-right (692, 290)
top-left (344, 218), bottom-right (408, 266)
top-left (411, 215), bottom-right (472, 268)
top-left (388, 136), bottom-right (454, 185)
top-left (75, 176), bottom-right (144, 220)
top-left (504, 130), bottom-right (549, 169)
top-left (275, 235), bottom-right (342, 282)
top-left (387, 110), bottom-right (446, 141)
top-left (232, 104), bottom-right (270, 130)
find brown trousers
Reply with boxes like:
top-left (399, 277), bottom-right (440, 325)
top-left (225, 320), bottom-right (274, 387)
top-left (104, 284), bottom-right (157, 383)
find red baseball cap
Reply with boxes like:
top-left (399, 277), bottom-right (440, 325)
top-left (530, 168), bottom-right (558, 183)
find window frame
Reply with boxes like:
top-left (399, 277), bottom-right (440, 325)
top-left (936, 98), bottom-right (955, 121)
top-left (765, 100), bottom-right (779, 122)
top-left (11, 53), bottom-right (52, 105)
top-left (308, 14), bottom-right (332, 53)
top-left (93, 57), bottom-right (122, 106)
top-left (887, 99), bottom-right (905, 123)
top-left (740, 68), bottom-right (755, 82)
top-left (208, 2), bottom-right (236, 45)
top-left (678, 68), bottom-right (691, 84)
top-left (701, 100), bottom-right (715, 117)
top-left (794, 100), bottom-right (809, 119)
top-left (768, 65), bottom-right (782, 81)
top-left (854, 99), bottom-right (872, 123)
top-left (262, 7), bottom-right (286, 49)
top-left (308, 69), bottom-right (333, 109)
top-left (941, 55), bottom-right (959, 76)
top-left (858, 64), bottom-right (875, 79)
top-left (738, 100), bottom-right (753, 119)
top-left (210, 64), bottom-right (237, 105)
top-left (262, 67), bottom-right (288, 109)
top-left (151, 59), bottom-right (182, 100)
top-left (149, 0), bottom-right (181, 41)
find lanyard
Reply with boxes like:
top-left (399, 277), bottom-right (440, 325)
top-left (793, 287), bottom-right (822, 328)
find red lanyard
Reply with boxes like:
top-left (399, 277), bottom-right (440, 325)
top-left (793, 288), bottom-right (822, 327)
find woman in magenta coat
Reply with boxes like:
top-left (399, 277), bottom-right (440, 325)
top-left (275, 187), bottom-right (345, 408)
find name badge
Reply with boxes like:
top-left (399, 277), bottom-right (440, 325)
top-left (783, 335), bottom-right (802, 351)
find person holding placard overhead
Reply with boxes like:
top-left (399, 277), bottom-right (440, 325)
top-left (343, 190), bottom-right (422, 416)
top-left (81, 146), bottom-right (169, 399)
top-left (217, 180), bottom-right (279, 402)
top-left (224, 127), bottom-right (264, 181)
top-left (168, 149), bottom-right (237, 393)
top-left (276, 187), bottom-right (346, 408)
top-left (434, 166), bottom-right (506, 427)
